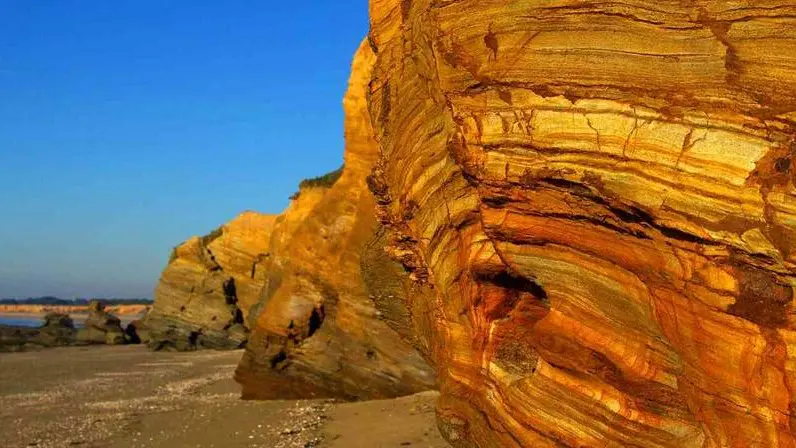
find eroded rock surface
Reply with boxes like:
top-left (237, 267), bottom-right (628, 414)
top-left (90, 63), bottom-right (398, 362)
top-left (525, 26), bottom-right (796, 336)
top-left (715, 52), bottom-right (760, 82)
top-left (76, 300), bottom-right (126, 345)
top-left (0, 313), bottom-right (77, 352)
top-left (366, 0), bottom-right (796, 446)
top-left (145, 211), bottom-right (276, 350)
top-left (235, 41), bottom-right (436, 400)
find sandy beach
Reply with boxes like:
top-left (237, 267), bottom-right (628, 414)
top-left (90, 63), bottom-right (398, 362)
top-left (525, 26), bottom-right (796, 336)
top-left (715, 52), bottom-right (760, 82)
top-left (0, 346), bottom-right (447, 448)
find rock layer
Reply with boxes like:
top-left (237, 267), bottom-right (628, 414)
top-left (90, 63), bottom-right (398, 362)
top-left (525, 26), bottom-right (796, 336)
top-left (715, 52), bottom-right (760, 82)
top-left (235, 41), bottom-right (436, 400)
top-left (145, 211), bottom-right (276, 350)
top-left (366, 0), bottom-right (796, 446)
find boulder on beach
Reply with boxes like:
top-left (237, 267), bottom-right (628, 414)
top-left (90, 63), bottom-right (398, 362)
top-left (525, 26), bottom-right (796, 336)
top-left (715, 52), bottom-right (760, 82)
top-left (76, 300), bottom-right (126, 345)
top-left (35, 312), bottom-right (77, 347)
top-left (0, 312), bottom-right (77, 352)
top-left (42, 312), bottom-right (74, 328)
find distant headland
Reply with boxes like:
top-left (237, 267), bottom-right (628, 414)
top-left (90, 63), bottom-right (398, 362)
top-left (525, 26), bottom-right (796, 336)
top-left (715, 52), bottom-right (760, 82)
top-left (0, 296), bottom-right (152, 305)
top-left (0, 297), bottom-right (151, 317)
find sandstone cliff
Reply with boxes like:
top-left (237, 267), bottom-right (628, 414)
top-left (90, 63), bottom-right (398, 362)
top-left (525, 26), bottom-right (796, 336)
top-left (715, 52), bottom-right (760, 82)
top-left (366, 0), bottom-right (796, 446)
top-left (234, 41), bottom-right (436, 400)
top-left (244, 185), bottom-right (330, 325)
top-left (145, 211), bottom-right (276, 350)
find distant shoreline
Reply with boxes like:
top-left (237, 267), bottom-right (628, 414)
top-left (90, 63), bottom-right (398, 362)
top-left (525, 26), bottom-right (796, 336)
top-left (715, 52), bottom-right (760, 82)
top-left (0, 304), bottom-right (149, 316)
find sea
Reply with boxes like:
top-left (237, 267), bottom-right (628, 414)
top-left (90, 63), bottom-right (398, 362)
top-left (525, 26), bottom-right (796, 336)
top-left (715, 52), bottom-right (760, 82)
top-left (0, 315), bottom-right (43, 327)
top-left (0, 314), bottom-right (138, 328)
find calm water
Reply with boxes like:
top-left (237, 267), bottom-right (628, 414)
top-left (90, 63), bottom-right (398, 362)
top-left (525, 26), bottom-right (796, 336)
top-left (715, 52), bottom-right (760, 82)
top-left (0, 315), bottom-right (42, 327)
top-left (0, 314), bottom-right (139, 328)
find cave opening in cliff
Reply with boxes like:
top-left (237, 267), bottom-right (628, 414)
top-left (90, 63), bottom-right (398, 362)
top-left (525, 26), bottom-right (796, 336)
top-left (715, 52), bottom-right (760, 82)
top-left (269, 349), bottom-right (288, 369)
top-left (188, 330), bottom-right (200, 348)
top-left (223, 278), bottom-right (238, 305)
top-left (233, 308), bottom-right (244, 325)
top-left (478, 270), bottom-right (548, 302)
top-left (307, 305), bottom-right (325, 338)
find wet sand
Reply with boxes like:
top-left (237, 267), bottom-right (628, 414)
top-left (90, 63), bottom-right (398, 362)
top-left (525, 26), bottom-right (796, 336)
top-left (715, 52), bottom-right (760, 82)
top-left (0, 346), bottom-right (447, 448)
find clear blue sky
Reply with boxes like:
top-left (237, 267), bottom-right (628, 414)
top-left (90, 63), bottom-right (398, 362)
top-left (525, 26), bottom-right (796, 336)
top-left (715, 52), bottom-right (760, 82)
top-left (0, 1), bottom-right (368, 298)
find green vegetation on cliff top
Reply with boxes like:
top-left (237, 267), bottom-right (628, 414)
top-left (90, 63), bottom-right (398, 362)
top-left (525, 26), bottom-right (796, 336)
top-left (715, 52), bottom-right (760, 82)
top-left (290, 165), bottom-right (344, 200)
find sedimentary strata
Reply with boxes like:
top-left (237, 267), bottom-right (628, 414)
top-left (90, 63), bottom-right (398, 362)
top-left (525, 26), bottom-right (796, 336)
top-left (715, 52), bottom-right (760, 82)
top-left (366, 0), bottom-right (796, 446)
top-left (145, 211), bottom-right (276, 350)
top-left (235, 41), bottom-right (436, 400)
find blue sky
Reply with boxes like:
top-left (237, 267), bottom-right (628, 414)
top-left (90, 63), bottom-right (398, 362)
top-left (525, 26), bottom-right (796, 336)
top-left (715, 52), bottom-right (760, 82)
top-left (0, 1), bottom-right (368, 298)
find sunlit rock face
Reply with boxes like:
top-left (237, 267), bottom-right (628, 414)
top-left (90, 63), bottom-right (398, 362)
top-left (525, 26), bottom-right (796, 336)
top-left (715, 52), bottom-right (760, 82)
top-left (145, 211), bottom-right (276, 350)
top-left (234, 41), bottom-right (436, 400)
top-left (366, 0), bottom-right (796, 446)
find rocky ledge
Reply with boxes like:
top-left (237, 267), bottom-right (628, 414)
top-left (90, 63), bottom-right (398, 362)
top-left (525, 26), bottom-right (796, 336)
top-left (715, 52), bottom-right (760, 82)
top-left (0, 313), bottom-right (77, 352)
top-left (0, 300), bottom-right (135, 352)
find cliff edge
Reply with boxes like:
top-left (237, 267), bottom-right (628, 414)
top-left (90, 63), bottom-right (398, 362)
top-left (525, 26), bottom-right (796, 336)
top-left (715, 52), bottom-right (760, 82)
top-left (234, 40), bottom-right (436, 400)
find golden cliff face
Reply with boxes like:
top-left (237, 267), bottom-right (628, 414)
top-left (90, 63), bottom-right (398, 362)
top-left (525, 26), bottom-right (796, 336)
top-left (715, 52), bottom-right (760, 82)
top-left (367, 0), bottom-right (796, 446)
top-left (244, 186), bottom-right (329, 324)
top-left (234, 41), bottom-right (435, 399)
top-left (146, 211), bottom-right (276, 350)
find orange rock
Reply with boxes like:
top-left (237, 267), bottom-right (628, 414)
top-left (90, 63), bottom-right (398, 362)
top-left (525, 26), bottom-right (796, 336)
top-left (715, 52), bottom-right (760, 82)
top-left (367, 0), bottom-right (796, 446)
top-left (234, 40), bottom-right (435, 399)
top-left (145, 211), bottom-right (277, 350)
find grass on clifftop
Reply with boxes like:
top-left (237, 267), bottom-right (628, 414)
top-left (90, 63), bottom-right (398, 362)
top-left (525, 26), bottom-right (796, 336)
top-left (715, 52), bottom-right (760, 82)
top-left (201, 226), bottom-right (224, 246)
top-left (290, 165), bottom-right (344, 200)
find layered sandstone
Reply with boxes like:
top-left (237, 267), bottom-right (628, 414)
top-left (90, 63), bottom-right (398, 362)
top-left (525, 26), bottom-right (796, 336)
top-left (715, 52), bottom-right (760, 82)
top-left (235, 41), bottom-right (436, 400)
top-left (145, 211), bottom-right (276, 350)
top-left (366, 1), bottom-right (796, 446)
top-left (243, 185), bottom-right (330, 325)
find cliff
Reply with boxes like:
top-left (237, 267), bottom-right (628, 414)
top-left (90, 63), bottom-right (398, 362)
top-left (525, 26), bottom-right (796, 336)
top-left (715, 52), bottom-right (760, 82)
top-left (145, 211), bottom-right (277, 350)
top-left (243, 185), bottom-right (330, 325)
top-left (366, 0), bottom-right (796, 446)
top-left (235, 40), bottom-right (436, 400)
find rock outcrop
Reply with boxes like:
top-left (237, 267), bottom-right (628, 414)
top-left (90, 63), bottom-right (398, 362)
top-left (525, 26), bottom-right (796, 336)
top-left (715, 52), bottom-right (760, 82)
top-left (76, 300), bottom-right (126, 345)
top-left (366, 0), bottom-right (796, 446)
top-left (244, 185), bottom-right (332, 326)
top-left (0, 313), bottom-right (76, 352)
top-left (145, 211), bottom-right (277, 350)
top-left (235, 41), bottom-right (436, 400)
